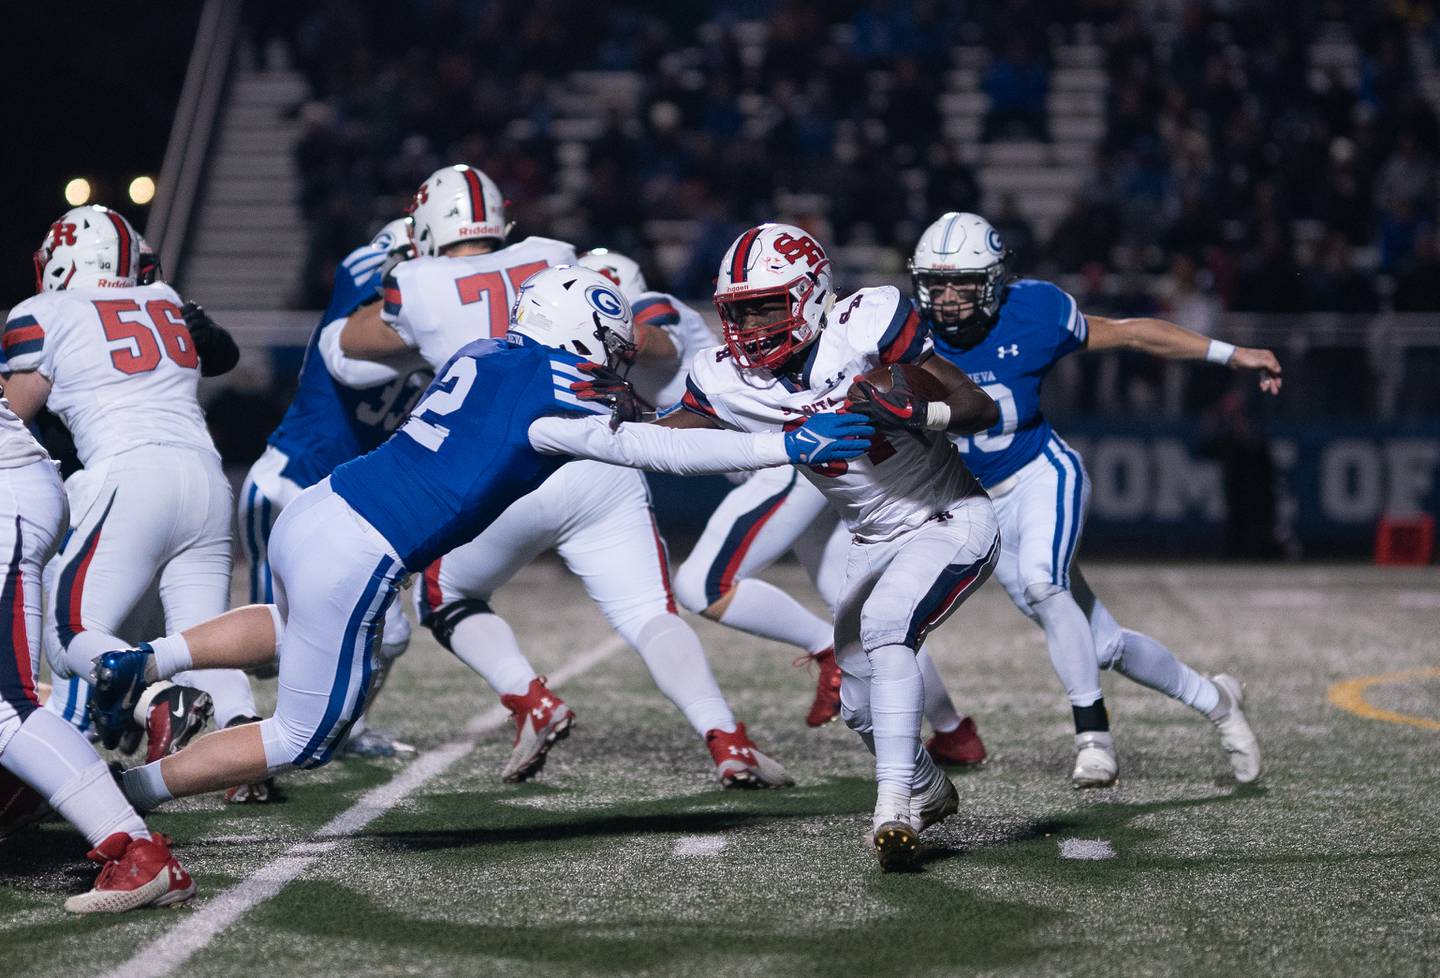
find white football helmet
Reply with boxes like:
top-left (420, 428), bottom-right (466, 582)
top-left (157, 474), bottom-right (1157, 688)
top-left (909, 212), bottom-right (1010, 347)
top-left (508, 265), bottom-right (635, 368)
top-left (713, 223), bottom-right (834, 370)
top-left (408, 164), bottom-right (509, 256)
top-left (33, 205), bottom-right (144, 292)
top-left (577, 249), bottom-right (647, 301)
top-left (371, 217), bottom-right (417, 279)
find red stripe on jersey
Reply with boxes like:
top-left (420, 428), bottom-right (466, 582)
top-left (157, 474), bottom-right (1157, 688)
top-left (1, 324), bottom-right (43, 352)
top-left (422, 559), bottom-right (444, 613)
top-left (880, 308), bottom-right (922, 365)
top-left (634, 300), bottom-right (679, 325)
top-left (681, 389), bottom-right (718, 417)
top-left (103, 211), bottom-right (133, 278)
top-left (461, 169), bottom-right (488, 224)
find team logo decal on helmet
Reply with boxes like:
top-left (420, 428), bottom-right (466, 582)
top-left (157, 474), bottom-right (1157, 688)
top-left (585, 284), bottom-right (626, 319)
top-left (714, 223), bottom-right (835, 370)
top-left (909, 211), bottom-right (1011, 349)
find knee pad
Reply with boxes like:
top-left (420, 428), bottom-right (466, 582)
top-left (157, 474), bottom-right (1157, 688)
top-left (423, 598), bottom-right (493, 652)
top-left (379, 609), bottom-right (411, 663)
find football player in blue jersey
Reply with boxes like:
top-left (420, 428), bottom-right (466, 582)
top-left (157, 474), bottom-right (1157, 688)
top-left (88, 266), bottom-right (871, 809)
top-left (236, 219), bottom-right (432, 768)
top-left (894, 211), bottom-right (1280, 787)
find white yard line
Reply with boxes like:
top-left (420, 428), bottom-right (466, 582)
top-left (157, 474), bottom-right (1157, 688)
top-left (1058, 838), bottom-right (1115, 860)
top-left (672, 835), bottom-right (727, 857)
top-left (97, 636), bottom-right (627, 978)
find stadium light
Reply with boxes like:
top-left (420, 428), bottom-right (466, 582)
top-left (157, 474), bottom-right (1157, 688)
top-left (64, 177), bottom-right (91, 206)
top-left (128, 175), bottom-right (156, 206)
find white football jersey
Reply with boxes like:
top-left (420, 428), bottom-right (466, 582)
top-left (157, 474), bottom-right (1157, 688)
top-left (381, 236), bottom-right (577, 369)
top-left (0, 394), bottom-right (50, 469)
top-left (682, 286), bottom-right (985, 542)
top-left (626, 291), bottom-right (718, 410)
top-left (2, 284), bottom-right (216, 465)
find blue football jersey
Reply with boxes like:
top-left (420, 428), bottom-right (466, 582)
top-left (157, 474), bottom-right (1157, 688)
top-left (329, 337), bottom-right (608, 571)
top-left (930, 279), bottom-right (1087, 487)
top-left (266, 243), bottom-right (431, 489)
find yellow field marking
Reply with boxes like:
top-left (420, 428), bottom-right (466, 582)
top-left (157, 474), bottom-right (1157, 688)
top-left (1328, 667), bottom-right (1440, 732)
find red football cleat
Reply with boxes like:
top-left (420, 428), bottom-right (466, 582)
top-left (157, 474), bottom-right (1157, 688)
top-left (706, 723), bottom-right (793, 788)
top-left (925, 716), bottom-right (987, 766)
top-left (498, 677), bottom-right (574, 783)
top-left (797, 647), bottom-right (842, 727)
top-left (64, 832), bottom-right (196, 913)
top-left (138, 682), bottom-right (212, 763)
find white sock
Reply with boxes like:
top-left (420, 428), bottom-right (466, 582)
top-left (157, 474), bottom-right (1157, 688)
top-left (177, 668), bottom-right (258, 729)
top-left (121, 760), bottom-right (174, 812)
top-left (0, 710), bottom-right (150, 844)
top-left (44, 675), bottom-right (94, 734)
top-left (149, 633), bottom-right (193, 679)
top-left (61, 630), bottom-right (126, 683)
top-left (634, 614), bottom-right (736, 735)
top-left (1031, 591), bottom-right (1104, 706)
top-left (917, 647), bottom-right (962, 733)
top-left (717, 579), bottom-right (833, 654)
top-left (1116, 629), bottom-right (1220, 715)
top-left (869, 644), bottom-right (923, 817)
top-left (911, 741), bottom-right (945, 794)
top-left (449, 613), bottom-right (535, 697)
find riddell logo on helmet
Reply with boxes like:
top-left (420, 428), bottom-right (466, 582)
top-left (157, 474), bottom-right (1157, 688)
top-left (96, 278), bottom-right (130, 287)
top-left (457, 226), bottom-right (497, 237)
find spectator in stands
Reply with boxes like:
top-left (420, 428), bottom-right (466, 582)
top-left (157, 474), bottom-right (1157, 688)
top-left (981, 35), bottom-right (1050, 142)
top-left (1394, 228), bottom-right (1440, 311)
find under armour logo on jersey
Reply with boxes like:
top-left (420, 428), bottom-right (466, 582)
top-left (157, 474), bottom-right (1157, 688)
top-left (773, 233), bottom-right (826, 268)
top-left (996, 343), bottom-right (1020, 358)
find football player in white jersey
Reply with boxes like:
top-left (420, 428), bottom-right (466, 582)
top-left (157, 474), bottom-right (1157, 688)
top-left (2, 205), bottom-right (260, 781)
top-left (662, 223), bottom-right (1004, 868)
top-left (0, 389), bottom-right (195, 912)
top-left (343, 169), bottom-right (791, 787)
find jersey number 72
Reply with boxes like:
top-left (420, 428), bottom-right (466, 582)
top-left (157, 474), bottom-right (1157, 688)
top-left (454, 261), bottom-right (549, 337)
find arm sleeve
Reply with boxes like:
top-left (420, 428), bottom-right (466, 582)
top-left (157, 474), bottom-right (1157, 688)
top-left (192, 317), bottom-right (240, 377)
top-left (1, 310), bottom-right (50, 377)
top-left (527, 415), bottom-right (790, 475)
top-left (319, 319), bottom-right (407, 387)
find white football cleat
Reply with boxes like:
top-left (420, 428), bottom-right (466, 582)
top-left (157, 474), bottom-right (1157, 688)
top-left (1072, 731), bottom-right (1118, 788)
top-left (1210, 674), bottom-right (1262, 783)
top-left (911, 772), bottom-right (960, 832)
top-left (872, 810), bottom-right (921, 871)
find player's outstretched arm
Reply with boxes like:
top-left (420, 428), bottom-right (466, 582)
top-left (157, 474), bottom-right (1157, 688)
top-left (340, 301), bottom-right (413, 360)
top-left (851, 358), bottom-right (999, 436)
top-left (0, 370), bottom-right (52, 423)
top-left (1086, 316), bottom-right (1283, 395)
top-left (527, 411), bottom-right (872, 475)
top-left (635, 324), bottom-right (679, 364)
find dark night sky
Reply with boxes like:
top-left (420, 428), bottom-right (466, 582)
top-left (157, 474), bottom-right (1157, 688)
top-left (0, 5), bottom-right (200, 302)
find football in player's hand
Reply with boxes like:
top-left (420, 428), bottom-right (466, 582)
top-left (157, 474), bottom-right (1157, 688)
top-left (845, 363), bottom-right (950, 408)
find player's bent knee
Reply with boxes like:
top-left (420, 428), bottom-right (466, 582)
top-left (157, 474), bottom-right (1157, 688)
top-left (1023, 582), bottom-right (1067, 611)
top-left (259, 714), bottom-right (311, 775)
top-left (669, 561), bottom-right (712, 616)
top-left (1096, 631), bottom-right (1127, 670)
top-left (423, 598), bottom-right (493, 653)
top-left (840, 698), bottom-right (871, 735)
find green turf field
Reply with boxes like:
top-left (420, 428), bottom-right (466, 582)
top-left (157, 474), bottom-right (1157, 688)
top-left (3, 561), bottom-right (1438, 977)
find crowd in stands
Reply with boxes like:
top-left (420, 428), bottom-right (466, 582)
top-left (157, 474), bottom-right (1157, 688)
top-left (260, 0), bottom-right (1440, 317)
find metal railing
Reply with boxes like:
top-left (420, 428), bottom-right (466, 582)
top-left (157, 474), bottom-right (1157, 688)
top-left (144, 0), bottom-right (243, 285)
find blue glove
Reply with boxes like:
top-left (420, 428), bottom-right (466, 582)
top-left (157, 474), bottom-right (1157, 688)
top-left (784, 412), bottom-right (874, 465)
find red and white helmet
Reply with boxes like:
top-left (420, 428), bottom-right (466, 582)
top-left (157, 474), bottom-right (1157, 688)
top-left (407, 164), bottom-right (510, 256)
top-left (577, 249), bottom-right (647, 301)
top-left (713, 223), bottom-right (834, 370)
top-left (33, 205), bottom-right (144, 292)
top-left (508, 265), bottom-right (635, 368)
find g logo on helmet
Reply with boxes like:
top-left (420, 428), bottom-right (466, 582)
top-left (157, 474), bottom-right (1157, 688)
top-left (585, 285), bottom-right (625, 318)
top-left (986, 227), bottom-right (1003, 254)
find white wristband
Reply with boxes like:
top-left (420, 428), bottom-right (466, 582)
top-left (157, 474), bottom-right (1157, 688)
top-left (924, 400), bottom-right (952, 431)
top-left (1206, 340), bottom-right (1236, 365)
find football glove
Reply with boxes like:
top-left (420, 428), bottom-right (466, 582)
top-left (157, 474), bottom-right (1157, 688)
top-left (783, 412), bottom-right (874, 465)
top-left (181, 302), bottom-right (240, 377)
top-left (848, 365), bottom-right (932, 432)
top-left (571, 362), bottom-right (647, 430)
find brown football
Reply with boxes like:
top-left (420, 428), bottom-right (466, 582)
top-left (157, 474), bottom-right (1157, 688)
top-left (846, 362), bottom-right (951, 407)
